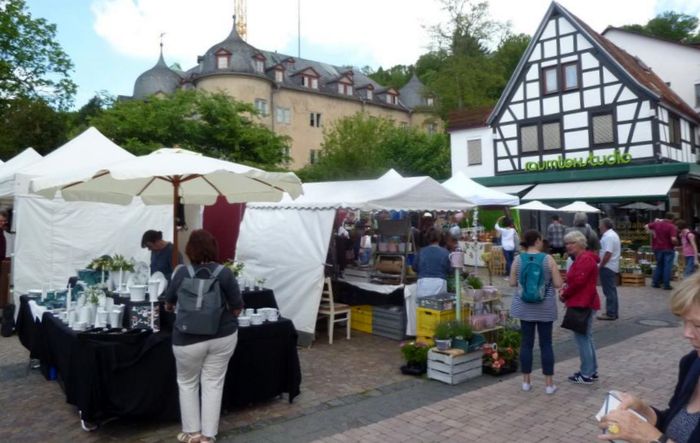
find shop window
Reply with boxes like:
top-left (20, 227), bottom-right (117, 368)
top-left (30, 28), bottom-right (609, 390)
top-left (310, 112), bottom-right (322, 127)
top-left (275, 107), bottom-right (291, 124)
top-left (669, 114), bottom-right (681, 146)
top-left (254, 99), bottom-right (268, 116)
top-left (542, 121), bottom-right (561, 151)
top-left (520, 125), bottom-right (539, 153)
top-left (592, 113), bottom-right (614, 145)
top-left (542, 66), bottom-right (558, 94)
top-left (467, 139), bottom-right (482, 165)
top-left (562, 62), bottom-right (578, 90)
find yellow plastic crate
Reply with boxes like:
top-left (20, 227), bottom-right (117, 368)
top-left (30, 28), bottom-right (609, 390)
top-left (351, 305), bottom-right (373, 333)
top-left (416, 306), bottom-right (470, 338)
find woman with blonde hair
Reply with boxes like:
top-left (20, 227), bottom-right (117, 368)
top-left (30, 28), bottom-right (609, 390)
top-left (598, 272), bottom-right (700, 442)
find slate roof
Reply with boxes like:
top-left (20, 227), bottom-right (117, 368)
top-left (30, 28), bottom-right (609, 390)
top-left (132, 49), bottom-right (183, 99)
top-left (447, 106), bottom-right (493, 131)
top-left (398, 74), bottom-right (430, 108)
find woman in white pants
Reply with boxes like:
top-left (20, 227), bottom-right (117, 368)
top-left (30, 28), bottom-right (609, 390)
top-left (165, 230), bottom-right (243, 443)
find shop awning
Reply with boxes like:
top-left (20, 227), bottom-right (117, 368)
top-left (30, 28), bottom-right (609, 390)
top-left (489, 184), bottom-right (534, 195)
top-left (522, 176), bottom-right (677, 202)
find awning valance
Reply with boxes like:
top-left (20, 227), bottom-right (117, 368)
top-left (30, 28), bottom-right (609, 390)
top-left (522, 176), bottom-right (677, 202)
top-left (489, 184), bottom-right (534, 195)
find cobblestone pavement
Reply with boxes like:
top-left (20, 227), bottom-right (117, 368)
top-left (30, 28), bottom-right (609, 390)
top-left (0, 277), bottom-right (686, 442)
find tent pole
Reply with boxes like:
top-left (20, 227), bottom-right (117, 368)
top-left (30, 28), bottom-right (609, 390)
top-left (172, 177), bottom-right (180, 267)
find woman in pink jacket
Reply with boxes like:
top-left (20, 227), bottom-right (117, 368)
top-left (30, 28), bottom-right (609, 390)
top-left (560, 230), bottom-right (600, 385)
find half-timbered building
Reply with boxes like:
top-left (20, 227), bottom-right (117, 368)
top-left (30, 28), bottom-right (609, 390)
top-left (449, 2), bottom-right (700, 220)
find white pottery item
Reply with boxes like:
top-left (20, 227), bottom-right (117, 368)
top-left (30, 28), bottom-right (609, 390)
top-left (129, 285), bottom-right (147, 302)
top-left (147, 280), bottom-right (160, 300)
top-left (238, 316), bottom-right (250, 327)
top-left (245, 308), bottom-right (255, 317)
top-left (250, 313), bottom-right (263, 326)
top-left (109, 310), bottom-right (121, 327)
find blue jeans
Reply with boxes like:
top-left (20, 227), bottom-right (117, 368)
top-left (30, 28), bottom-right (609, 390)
top-left (599, 267), bottom-right (618, 318)
top-left (652, 250), bottom-right (675, 288)
top-left (573, 312), bottom-right (597, 377)
top-left (684, 256), bottom-right (696, 278)
top-left (519, 320), bottom-right (554, 375)
top-left (504, 250), bottom-right (515, 276)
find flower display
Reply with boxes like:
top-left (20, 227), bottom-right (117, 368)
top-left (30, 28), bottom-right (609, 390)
top-left (399, 341), bottom-right (429, 365)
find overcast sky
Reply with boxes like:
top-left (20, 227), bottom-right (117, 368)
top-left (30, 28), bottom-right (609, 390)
top-left (23, 0), bottom-right (700, 108)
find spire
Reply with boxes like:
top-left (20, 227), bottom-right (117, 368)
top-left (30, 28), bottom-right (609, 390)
top-left (156, 32), bottom-right (167, 67)
top-left (225, 14), bottom-right (243, 42)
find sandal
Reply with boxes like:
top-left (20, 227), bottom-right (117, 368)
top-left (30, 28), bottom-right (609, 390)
top-left (177, 432), bottom-right (202, 443)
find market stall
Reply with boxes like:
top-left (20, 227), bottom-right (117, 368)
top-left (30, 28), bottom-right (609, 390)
top-left (237, 170), bottom-right (474, 339)
top-left (16, 291), bottom-right (301, 425)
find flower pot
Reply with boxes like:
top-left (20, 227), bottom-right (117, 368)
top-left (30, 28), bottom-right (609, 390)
top-left (452, 338), bottom-right (470, 352)
top-left (483, 361), bottom-right (518, 376)
top-left (435, 338), bottom-right (452, 351)
top-left (400, 362), bottom-right (427, 376)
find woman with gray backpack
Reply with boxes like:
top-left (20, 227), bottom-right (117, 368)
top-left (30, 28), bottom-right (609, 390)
top-left (509, 230), bottom-right (563, 394)
top-left (164, 229), bottom-right (243, 443)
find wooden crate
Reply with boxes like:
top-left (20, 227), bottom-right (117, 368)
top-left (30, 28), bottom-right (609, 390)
top-left (416, 306), bottom-right (470, 338)
top-left (621, 273), bottom-right (645, 287)
top-left (427, 348), bottom-right (482, 385)
top-left (350, 305), bottom-right (373, 333)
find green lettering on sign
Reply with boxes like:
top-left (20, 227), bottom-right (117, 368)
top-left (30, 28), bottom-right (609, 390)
top-left (523, 148), bottom-right (632, 172)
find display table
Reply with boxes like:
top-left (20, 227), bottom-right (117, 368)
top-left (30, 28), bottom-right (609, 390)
top-left (17, 295), bottom-right (301, 424)
top-left (335, 279), bottom-right (404, 306)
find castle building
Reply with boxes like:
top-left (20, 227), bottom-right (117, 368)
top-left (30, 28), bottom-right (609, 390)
top-left (131, 21), bottom-right (438, 170)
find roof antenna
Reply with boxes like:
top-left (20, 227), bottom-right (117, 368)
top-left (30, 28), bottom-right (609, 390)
top-left (297, 0), bottom-right (301, 58)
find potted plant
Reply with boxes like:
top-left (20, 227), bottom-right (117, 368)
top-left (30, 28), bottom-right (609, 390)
top-left (399, 341), bottom-right (429, 375)
top-left (465, 274), bottom-right (484, 301)
top-left (84, 255), bottom-right (113, 285)
top-left (482, 328), bottom-right (521, 375)
top-left (433, 321), bottom-right (452, 351)
top-left (110, 254), bottom-right (135, 291)
top-left (224, 260), bottom-right (245, 277)
top-left (448, 320), bottom-right (473, 352)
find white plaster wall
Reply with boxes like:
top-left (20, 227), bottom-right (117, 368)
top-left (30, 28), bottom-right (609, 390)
top-left (604, 29), bottom-right (700, 112)
top-left (450, 126), bottom-right (495, 178)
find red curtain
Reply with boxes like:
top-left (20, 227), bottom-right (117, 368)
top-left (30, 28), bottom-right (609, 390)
top-left (202, 197), bottom-right (246, 262)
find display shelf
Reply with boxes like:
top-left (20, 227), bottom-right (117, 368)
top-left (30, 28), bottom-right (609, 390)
top-left (372, 219), bottom-right (416, 284)
top-left (472, 326), bottom-right (504, 334)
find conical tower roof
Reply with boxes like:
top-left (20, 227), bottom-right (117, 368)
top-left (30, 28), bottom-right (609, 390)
top-left (133, 46), bottom-right (182, 99)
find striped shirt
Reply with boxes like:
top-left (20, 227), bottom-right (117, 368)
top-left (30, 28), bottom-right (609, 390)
top-left (510, 254), bottom-right (558, 322)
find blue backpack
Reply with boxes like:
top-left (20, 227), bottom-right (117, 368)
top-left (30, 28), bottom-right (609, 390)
top-left (519, 253), bottom-right (547, 303)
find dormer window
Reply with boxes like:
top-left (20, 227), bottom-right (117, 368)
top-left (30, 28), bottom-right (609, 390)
top-left (337, 83), bottom-right (353, 96)
top-left (426, 97), bottom-right (434, 106)
top-left (386, 94), bottom-right (398, 105)
top-left (367, 89), bottom-right (373, 100)
top-left (275, 69), bottom-right (284, 83)
top-left (215, 49), bottom-right (231, 70)
top-left (302, 75), bottom-right (318, 89)
top-left (254, 59), bottom-right (264, 73)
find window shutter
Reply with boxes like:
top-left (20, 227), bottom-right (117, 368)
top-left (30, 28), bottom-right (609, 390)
top-left (542, 122), bottom-right (561, 150)
top-left (467, 139), bottom-right (482, 165)
top-left (521, 125), bottom-right (538, 152)
top-left (592, 114), bottom-right (614, 145)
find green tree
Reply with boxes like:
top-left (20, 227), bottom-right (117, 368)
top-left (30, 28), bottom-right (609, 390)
top-left (0, 97), bottom-right (69, 159)
top-left (363, 65), bottom-right (415, 89)
top-left (0, 0), bottom-right (76, 109)
top-left (90, 90), bottom-right (290, 169)
top-left (493, 33), bottom-right (531, 80)
top-left (297, 113), bottom-right (449, 182)
top-left (621, 11), bottom-right (700, 43)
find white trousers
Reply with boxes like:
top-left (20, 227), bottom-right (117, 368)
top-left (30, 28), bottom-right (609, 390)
top-left (172, 332), bottom-right (238, 438)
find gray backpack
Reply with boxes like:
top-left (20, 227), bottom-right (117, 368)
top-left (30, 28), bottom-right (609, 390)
top-left (174, 264), bottom-right (225, 335)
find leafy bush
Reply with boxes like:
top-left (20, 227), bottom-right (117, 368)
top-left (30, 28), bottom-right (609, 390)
top-left (466, 275), bottom-right (483, 289)
top-left (433, 321), bottom-right (452, 340)
top-left (400, 341), bottom-right (430, 364)
top-left (447, 320), bottom-right (473, 340)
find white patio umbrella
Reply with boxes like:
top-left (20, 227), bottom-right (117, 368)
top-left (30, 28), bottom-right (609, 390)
top-left (512, 200), bottom-right (557, 211)
top-left (558, 201), bottom-right (600, 213)
top-left (619, 202), bottom-right (664, 211)
top-left (30, 148), bottom-right (303, 264)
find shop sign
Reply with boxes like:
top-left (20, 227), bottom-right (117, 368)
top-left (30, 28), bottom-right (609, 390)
top-left (524, 149), bottom-right (632, 172)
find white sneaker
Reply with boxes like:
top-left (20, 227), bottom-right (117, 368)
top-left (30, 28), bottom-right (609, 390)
top-left (545, 385), bottom-right (558, 395)
top-left (522, 382), bottom-right (532, 391)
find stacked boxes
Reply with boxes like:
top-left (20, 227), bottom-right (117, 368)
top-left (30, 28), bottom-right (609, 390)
top-left (350, 305), bottom-right (373, 333)
top-left (416, 306), bottom-right (470, 344)
top-left (371, 305), bottom-right (407, 340)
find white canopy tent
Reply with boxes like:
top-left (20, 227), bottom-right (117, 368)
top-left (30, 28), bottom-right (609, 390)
top-left (0, 147), bottom-right (42, 200)
top-left (558, 201), bottom-right (601, 213)
top-left (512, 200), bottom-right (557, 211)
top-left (237, 170), bottom-right (474, 336)
top-left (442, 171), bottom-right (519, 206)
top-left (11, 128), bottom-right (175, 294)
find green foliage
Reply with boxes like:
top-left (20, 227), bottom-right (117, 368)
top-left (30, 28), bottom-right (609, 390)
top-left (493, 33), bottom-right (531, 80)
top-left (297, 113), bottom-right (450, 182)
top-left (90, 90), bottom-right (290, 169)
top-left (446, 320), bottom-right (473, 340)
top-left (433, 321), bottom-right (452, 340)
top-left (363, 65), bottom-right (414, 89)
top-left (400, 341), bottom-right (430, 364)
top-left (0, 97), bottom-right (70, 159)
top-left (497, 328), bottom-right (521, 352)
top-left (110, 254), bottom-right (135, 272)
top-left (466, 274), bottom-right (483, 289)
top-left (621, 11), bottom-right (700, 43)
top-left (0, 0), bottom-right (76, 109)
top-left (87, 255), bottom-right (113, 272)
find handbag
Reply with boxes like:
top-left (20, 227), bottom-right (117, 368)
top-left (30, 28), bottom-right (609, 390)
top-left (561, 307), bottom-right (592, 334)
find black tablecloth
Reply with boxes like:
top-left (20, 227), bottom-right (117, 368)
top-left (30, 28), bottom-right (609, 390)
top-left (335, 280), bottom-right (404, 306)
top-left (18, 296), bottom-right (301, 423)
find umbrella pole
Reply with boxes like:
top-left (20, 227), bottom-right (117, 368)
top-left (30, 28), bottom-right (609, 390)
top-left (172, 178), bottom-right (180, 268)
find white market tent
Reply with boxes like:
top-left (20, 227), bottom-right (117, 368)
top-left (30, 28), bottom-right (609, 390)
top-left (512, 200), bottom-right (557, 211)
top-left (0, 147), bottom-right (42, 201)
top-left (558, 200), bottom-right (601, 213)
top-left (11, 127), bottom-right (175, 294)
top-left (237, 170), bottom-right (474, 336)
top-left (442, 171), bottom-right (519, 206)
